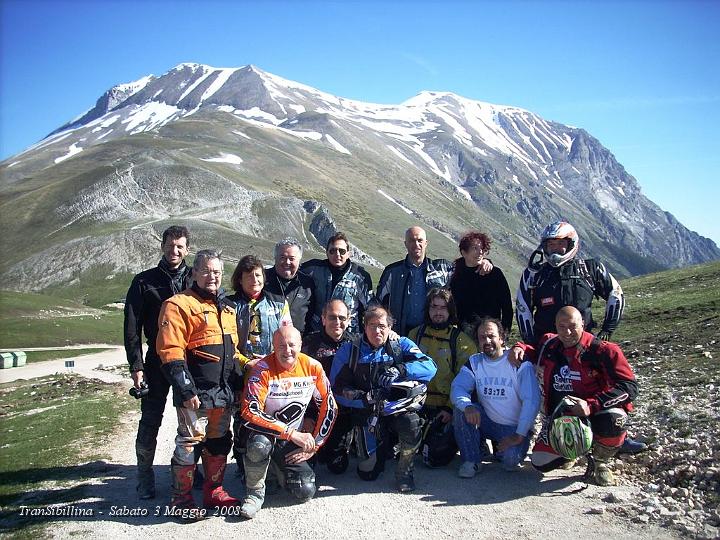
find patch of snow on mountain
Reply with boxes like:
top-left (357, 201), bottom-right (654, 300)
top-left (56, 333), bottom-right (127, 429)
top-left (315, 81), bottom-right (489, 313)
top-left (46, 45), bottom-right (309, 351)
top-left (217, 105), bottom-right (235, 113)
top-left (235, 108), bottom-right (283, 125)
top-left (177, 66), bottom-right (212, 102)
top-left (456, 186), bottom-right (472, 200)
top-left (324, 135), bottom-right (351, 155)
top-left (616, 186), bottom-right (626, 196)
top-left (387, 145), bottom-right (415, 166)
top-left (7, 161), bottom-right (20, 168)
top-left (201, 153), bottom-right (243, 164)
top-left (511, 174), bottom-right (520, 185)
top-left (115, 75), bottom-right (153, 95)
top-left (233, 130), bottom-right (252, 140)
top-left (407, 142), bottom-right (450, 180)
top-left (123, 102), bottom-right (181, 134)
top-left (462, 103), bottom-right (535, 166)
top-left (153, 89), bottom-right (164, 98)
top-left (200, 68), bottom-right (238, 102)
top-left (90, 115), bottom-right (120, 133)
top-left (377, 189), bottom-right (413, 215)
top-left (96, 129), bottom-right (113, 141)
top-left (288, 104), bottom-right (306, 114)
top-left (55, 143), bottom-right (83, 164)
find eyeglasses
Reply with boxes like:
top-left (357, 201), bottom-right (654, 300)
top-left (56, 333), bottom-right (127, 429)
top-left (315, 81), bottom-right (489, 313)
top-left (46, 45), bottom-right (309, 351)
top-left (199, 270), bottom-right (222, 277)
top-left (367, 323), bottom-right (389, 332)
top-left (328, 247), bottom-right (348, 255)
top-left (326, 315), bottom-right (348, 322)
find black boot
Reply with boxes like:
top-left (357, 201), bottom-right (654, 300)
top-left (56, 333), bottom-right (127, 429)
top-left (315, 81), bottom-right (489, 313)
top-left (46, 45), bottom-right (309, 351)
top-left (135, 435), bottom-right (156, 500)
top-left (395, 448), bottom-right (416, 493)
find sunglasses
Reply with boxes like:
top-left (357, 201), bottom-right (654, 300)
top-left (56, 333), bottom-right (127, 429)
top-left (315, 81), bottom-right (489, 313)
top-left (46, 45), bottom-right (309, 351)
top-left (328, 247), bottom-right (348, 255)
top-left (326, 315), bottom-right (348, 322)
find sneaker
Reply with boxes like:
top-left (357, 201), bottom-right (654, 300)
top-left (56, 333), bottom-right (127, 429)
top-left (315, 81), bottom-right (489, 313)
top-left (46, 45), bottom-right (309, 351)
top-left (458, 461), bottom-right (479, 478)
top-left (617, 437), bottom-right (648, 455)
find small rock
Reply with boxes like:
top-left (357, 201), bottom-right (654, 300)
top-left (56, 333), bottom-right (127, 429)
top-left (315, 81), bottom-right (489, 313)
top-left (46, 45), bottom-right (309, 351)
top-left (587, 506), bottom-right (606, 515)
top-left (634, 515), bottom-right (650, 524)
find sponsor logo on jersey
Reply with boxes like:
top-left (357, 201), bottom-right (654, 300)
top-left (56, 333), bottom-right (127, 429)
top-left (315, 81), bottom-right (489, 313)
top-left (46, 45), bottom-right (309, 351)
top-left (540, 297), bottom-right (555, 307)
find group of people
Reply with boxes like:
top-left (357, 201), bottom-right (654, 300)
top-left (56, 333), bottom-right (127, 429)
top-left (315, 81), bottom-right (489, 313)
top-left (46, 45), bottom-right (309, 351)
top-left (124, 221), bottom-right (642, 521)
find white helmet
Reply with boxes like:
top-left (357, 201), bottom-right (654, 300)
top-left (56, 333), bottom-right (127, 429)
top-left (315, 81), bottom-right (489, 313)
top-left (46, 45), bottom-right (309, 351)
top-left (541, 221), bottom-right (579, 267)
top-left (381, 381), bottom-right (427, 416)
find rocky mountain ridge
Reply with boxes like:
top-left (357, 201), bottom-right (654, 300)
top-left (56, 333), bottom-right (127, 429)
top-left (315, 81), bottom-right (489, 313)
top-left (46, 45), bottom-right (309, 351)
top-left (1, 63), bottom-right (717, 296)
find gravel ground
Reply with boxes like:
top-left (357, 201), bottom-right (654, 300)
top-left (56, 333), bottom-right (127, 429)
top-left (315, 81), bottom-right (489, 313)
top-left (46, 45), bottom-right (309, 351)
top-left (31, 350), bottom-right (678, 539)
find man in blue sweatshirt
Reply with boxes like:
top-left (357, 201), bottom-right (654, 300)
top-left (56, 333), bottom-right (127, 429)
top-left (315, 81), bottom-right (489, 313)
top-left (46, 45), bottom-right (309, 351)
top-left (451, 317), bottom-right (540, 478)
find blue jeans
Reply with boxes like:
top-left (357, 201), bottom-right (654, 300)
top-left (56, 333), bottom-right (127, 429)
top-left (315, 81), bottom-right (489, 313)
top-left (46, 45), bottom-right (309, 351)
top-left (453, 406), bottom-right (530, 470)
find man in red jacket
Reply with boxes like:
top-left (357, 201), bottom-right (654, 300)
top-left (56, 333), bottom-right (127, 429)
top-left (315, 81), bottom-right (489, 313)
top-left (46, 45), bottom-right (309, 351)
top-left (510, 306), bottom-right (638, 486)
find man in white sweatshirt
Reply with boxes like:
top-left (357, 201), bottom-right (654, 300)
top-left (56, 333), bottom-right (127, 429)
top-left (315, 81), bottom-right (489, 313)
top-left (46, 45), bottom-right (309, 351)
top-left (451, 317), bottom-right (540, 478)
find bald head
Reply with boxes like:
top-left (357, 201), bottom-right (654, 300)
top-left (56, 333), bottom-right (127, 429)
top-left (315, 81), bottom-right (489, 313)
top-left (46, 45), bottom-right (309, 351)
top-left (404, 226), bottom-right (428, 265)
top-left (555, 306), bottom-right (584, 348)
top-left (273, 325), bottom-right (302, 369)
top-left (556, 305), bottom-right (582, 324)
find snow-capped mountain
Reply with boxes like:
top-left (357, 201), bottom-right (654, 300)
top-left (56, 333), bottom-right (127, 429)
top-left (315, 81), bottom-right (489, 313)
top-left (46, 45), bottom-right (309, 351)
top-left (1, 63), bottom-right (717, 294)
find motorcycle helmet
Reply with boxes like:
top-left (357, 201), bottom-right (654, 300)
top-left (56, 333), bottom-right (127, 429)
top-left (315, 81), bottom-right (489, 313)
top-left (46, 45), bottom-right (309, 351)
top-left (381, 381), bottom-right (427, 416)
top-left (541, 221), bottom-right (579, 267)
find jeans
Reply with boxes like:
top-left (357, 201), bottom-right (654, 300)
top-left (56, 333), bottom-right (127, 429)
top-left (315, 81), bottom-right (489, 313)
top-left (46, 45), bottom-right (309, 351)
top-left (453, 405), bottom-right (530, 470)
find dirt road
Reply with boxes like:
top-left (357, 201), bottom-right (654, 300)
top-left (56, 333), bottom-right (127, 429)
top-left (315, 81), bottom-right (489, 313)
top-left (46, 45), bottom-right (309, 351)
top-left (10, 349), bottom-right (678, 539)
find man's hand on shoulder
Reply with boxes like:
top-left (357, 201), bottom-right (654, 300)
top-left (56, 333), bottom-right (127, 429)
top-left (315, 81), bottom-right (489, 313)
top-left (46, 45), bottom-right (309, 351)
top-left (475, 259), bottom-right (493, 276)
top-left (508, 345), bottom-right (525, 367)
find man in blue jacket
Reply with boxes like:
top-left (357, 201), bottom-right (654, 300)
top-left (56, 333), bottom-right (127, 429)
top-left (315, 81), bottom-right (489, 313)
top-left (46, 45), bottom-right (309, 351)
top-left (331, 305), bottom-right (437, 492)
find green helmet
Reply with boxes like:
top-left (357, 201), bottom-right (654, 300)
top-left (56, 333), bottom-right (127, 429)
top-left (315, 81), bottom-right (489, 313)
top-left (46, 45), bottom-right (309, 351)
top-left (549, 415), bottom-right (593, 460)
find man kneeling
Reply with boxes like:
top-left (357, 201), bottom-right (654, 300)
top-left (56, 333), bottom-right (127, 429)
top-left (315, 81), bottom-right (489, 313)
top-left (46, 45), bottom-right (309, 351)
top-left (238, 326), bottom-right (337, 519)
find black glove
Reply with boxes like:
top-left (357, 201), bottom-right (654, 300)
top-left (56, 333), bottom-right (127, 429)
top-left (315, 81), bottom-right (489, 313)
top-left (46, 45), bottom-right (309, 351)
top-left (376, 366), bottom-right (400, 389)
top-left (596, 330), bottom-right (612, 342)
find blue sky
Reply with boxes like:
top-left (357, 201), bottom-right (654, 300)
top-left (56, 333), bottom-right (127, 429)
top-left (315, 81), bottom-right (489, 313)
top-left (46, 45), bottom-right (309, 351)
top-left (2, 0), bottom-right (718, 245)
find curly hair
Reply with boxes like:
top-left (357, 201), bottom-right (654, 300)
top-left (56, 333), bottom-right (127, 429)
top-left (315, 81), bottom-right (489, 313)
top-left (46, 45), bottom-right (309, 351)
top-left (458, 230), bottom-right (491, 254)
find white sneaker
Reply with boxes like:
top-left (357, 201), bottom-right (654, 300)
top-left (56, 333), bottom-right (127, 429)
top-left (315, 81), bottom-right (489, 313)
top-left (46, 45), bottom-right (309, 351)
top-left (458, 461), bottom-right (479, 478)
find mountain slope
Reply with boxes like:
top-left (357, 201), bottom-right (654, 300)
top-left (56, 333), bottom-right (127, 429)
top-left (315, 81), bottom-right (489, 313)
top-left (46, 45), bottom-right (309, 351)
top-left (1, 63), bottom-right (717, 300)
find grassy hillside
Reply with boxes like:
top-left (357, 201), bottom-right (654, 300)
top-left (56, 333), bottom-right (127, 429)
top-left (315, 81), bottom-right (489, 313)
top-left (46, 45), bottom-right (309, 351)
top-left (610, 260), bottom-right (719, 357)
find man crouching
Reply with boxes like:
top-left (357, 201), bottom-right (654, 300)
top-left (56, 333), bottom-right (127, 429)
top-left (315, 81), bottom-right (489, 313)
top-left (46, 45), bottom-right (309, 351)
top-left (238, 326), bottom-right (337, 519)
top-left (511, 306), bottom-right (639, 486)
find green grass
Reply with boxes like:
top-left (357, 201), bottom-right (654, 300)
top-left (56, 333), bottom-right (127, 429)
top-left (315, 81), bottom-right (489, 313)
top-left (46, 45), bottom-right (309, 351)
top-left (0, 375), bottom-right (133, 536)
top-left (0, 291), bottom-right (123, 349)
top-left (21, 348), bottom-right (114, 363)
top-left (608, 260), bottom-right (720, 357)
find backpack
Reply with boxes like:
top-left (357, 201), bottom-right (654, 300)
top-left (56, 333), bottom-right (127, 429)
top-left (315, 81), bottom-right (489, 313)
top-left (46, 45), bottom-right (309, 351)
top-left (413, 324), bottom-right (460, 373)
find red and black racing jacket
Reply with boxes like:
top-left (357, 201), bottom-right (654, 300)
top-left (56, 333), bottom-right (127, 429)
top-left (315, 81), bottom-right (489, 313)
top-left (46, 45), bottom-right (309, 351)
top-left (517, 331), bottom-right (638, 415)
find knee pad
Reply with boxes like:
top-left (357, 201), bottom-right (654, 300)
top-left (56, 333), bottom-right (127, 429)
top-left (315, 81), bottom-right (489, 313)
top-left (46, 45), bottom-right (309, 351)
top-left (246, 434), bottom-right (274, 463)
top-left (204, 431), bottom-right (232, 456)
top-left (590, 408), bottom-right (627, 438)
top-left (286, 469), bottom-right (316, 501)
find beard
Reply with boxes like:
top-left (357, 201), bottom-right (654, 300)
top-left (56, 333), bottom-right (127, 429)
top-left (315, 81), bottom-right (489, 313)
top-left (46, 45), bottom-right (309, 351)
top-left (429, 319), bottom-right (450, 330)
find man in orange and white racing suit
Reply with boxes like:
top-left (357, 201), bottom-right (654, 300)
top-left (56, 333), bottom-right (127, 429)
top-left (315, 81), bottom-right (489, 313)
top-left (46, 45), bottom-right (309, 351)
top-left (238, 325), bottom-right (337, 519)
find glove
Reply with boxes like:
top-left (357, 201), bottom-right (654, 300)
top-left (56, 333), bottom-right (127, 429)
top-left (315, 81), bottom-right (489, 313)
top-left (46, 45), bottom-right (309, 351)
top-left (361, 390), bottom-right (378, 408)
top-left (596, 330), bottom-right (612, 342)
top-left (375, 366), bottom-right (400, 389)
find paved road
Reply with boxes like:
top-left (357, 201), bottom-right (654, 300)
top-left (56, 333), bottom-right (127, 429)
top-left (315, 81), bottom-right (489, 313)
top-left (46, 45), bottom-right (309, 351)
top-left (0, 346), bottom-right (127, 384)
